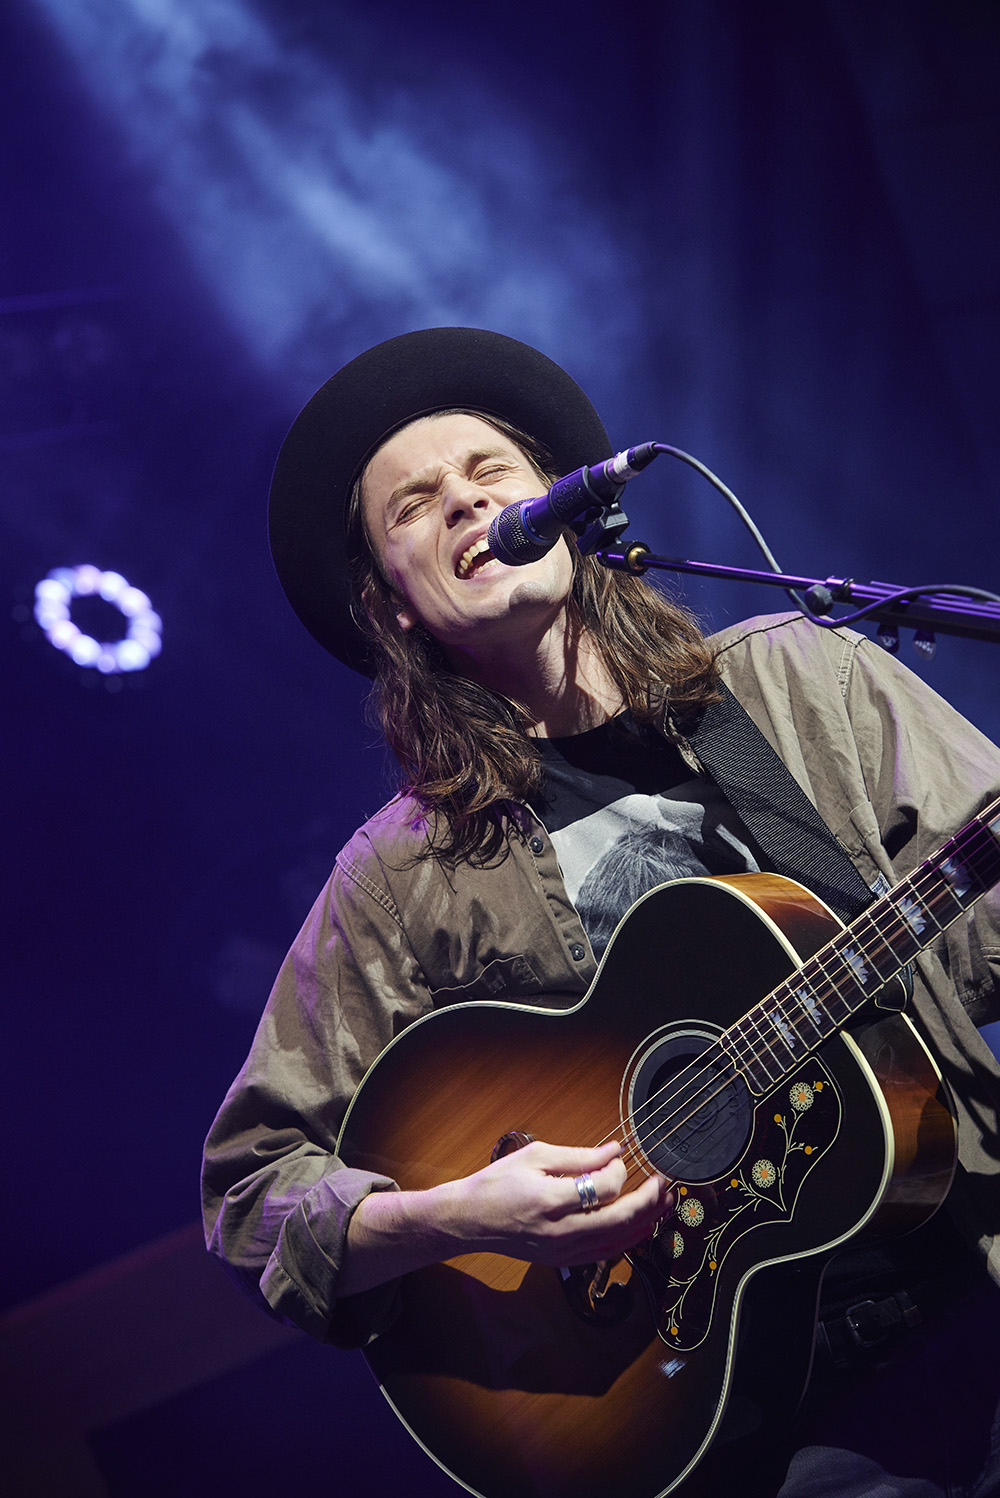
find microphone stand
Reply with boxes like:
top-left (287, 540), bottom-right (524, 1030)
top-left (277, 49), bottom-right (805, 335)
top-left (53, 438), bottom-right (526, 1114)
top-left (595, 541), bottom-right (1000, 647)
top-left (556, 448), bottom-right (999, 650)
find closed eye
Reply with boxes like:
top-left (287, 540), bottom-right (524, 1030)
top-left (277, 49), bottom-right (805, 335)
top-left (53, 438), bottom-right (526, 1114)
top-left (391, 496), bottom-right (432, 526)
top-left (472, 462), bottom-right (518, 483)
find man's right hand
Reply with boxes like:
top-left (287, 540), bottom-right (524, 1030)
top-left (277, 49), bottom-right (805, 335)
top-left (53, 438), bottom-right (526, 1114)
top-left (338, 1139), bottom-right (673, 1298)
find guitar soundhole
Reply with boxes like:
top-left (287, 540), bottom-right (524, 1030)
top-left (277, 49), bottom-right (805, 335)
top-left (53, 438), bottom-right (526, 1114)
top-left (629, 1027), bottom-right (752, 1182)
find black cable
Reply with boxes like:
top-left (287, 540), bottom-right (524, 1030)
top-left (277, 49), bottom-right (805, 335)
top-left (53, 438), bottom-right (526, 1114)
top-left (801, 582), bottom-right (1000, 630)
top-left (646, 444), bottom-right (1000, 629)
top-left (649, 443), bottom-right (809, 612)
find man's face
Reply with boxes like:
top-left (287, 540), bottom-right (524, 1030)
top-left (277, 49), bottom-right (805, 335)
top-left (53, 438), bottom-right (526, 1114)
top-left (360, 411), bottom-right (575, 668)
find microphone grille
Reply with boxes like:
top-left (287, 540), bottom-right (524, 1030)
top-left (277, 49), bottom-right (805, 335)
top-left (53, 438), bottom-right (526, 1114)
top-left (489, 505), bottom-right (553, 566)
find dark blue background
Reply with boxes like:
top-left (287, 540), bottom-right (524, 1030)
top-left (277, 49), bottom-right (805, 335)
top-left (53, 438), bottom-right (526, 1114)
top-left (2, 1), bottom-right (998, 1492)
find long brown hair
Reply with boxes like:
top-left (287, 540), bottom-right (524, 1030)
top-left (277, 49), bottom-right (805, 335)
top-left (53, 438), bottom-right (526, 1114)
top-left (348, 412), bottom-right (720, 864)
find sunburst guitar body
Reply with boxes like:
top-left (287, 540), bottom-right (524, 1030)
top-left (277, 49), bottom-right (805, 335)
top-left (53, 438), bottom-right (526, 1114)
top-left (340, 797), bottom-right (1000, 1497)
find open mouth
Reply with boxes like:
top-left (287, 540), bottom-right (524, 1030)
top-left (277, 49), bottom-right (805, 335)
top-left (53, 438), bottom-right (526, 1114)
top-left (456, 537), bottom-right (498, 579)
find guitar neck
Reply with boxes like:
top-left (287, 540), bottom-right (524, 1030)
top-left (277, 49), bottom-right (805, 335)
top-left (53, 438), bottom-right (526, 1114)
top-left (722, 794), bottom-right (1000, 1095)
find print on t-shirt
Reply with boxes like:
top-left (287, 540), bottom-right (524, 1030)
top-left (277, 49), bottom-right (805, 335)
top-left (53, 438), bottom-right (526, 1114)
top-left (533, 715), bottom-right (760, 960)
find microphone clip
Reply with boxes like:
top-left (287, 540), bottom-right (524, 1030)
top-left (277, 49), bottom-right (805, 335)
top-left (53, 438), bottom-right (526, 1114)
top-left (574, 496), bottom-right (631, 556)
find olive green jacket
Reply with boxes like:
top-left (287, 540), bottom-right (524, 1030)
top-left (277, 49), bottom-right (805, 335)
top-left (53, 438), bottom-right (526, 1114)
top-left (202, 614), bottom-right (1000, 1346)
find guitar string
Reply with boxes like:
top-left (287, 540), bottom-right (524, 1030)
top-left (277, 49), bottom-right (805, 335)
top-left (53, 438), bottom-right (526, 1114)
top-left (589, 817), bottom-right (998, 1190)
top-left (605, 922), bottom-right (872, 1173)
top-left (609, 825), bottom-right (991, 1178)
top-left (607, 825), bottom-right (999, 1192)
top-left (628, 816), bottom-right (1000, 1176)
top-left (591, 816), bottom-right (999, 1192)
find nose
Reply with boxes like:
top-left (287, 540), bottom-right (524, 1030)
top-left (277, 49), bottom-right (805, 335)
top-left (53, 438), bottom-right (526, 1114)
top-left (441, 474), bottom-right (491, 527)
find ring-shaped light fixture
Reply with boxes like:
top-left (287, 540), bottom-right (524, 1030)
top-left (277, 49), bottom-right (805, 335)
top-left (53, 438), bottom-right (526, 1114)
top-left (34, 565), bottom-right (162, 674)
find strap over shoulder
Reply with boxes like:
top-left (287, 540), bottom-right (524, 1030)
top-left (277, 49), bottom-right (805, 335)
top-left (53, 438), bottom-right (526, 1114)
top-left (688, 683), bottom-right (875, 923)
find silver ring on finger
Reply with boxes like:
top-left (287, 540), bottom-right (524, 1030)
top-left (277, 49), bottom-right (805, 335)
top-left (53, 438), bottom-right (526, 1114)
top-left (574, 1172), bottom-right (599, 1212)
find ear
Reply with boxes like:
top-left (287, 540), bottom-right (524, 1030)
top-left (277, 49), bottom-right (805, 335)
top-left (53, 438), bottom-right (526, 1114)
top-left (394, 601), bottom-right (417, 633)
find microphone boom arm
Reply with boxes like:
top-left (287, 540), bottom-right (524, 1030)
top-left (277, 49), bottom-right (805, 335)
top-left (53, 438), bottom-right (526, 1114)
top-left (597, 543), bottom-right (1000, 646)
top-left (488, 438), bottom-right (1000, 645)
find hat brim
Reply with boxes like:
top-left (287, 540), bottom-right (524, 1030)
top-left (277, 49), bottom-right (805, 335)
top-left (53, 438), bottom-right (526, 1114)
top-left (267, 326), bottom-right (611, 675)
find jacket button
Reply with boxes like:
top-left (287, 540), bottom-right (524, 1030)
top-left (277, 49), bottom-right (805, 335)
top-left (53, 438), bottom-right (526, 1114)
top-left (529, 836), bottom-right (544, 855)
top-left (570, 943), bottom-right (586, 961)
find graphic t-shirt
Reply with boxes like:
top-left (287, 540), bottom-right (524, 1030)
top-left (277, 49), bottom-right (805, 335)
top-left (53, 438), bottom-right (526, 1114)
top-left (531, 713), bottom-right (762, 959)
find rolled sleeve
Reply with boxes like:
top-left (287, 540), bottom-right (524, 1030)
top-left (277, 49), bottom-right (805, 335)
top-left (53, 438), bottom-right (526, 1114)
top-left (202, 843), bottom-right (433, 1347)
top-left (259, 1168), bottom-right (401, 1347)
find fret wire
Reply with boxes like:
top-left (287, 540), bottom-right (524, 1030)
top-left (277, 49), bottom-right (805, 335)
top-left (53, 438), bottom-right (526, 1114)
top-left (796, 954), bottom-right (846, 1019)
top-left (790, 958), bottom-right (852, 1039)
top-left (913, 875), bottom-right (966, 926)
top-left (786, 975), bottom-right (830, 1040)
top-left (769, 988), bottom-right (817, 1051)
top-left (949, 816), bottom-right (1000, 867)
top-left (898, 872), bottom-right (948, 935)
top-left (838, 911), bottom-right (898, 981)
top-left (723, 1016), bottom-right (765, 1068)
top-left (963, 832), bottom-right (1000, 886)
top-left (828, 926), bottom-right (892, 1003)
top-left (875, 882), bottom-right (929, 957)
top-left (804, 949), bottom-right (861, 1020)
top-left (740, 1006), bottom-right (784, 1078)
top-left (728, 999), bottom-right (800, 1090)
top-left (942, 828), bottom-right (999, 892)
top-left (724, 802), bottom-right (1000, 1096)
top-left (754, 970), bottom-right (839, 1076)
top-left (751, 1024), bottom-right (786, 1083)
top-left (866, 909), bottom-right (916, 969)
top-left (728, 1012), bottom-right (761, 1051)
top-left (911, 823), bottom-right (1000, 918)
top-left (911, 851), bottom-right (967, 904)
top-left (719, 1026), bottom-right (772, 1092)
top-left (722, 1020), bottom-right (756, 1069)
top-left (760, 977), bottom-right (824, 1052)
top-left (758, 993), bottom-right (802, 1061)
top-left (778, 979), bottom-right (825, 1041)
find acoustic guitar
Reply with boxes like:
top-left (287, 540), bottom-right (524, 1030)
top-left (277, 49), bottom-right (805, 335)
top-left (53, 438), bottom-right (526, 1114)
top-left (339, 794), bottom-right (1000, 1498)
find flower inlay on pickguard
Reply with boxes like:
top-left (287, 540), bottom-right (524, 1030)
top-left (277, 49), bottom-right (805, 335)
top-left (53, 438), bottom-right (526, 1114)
top-left (751, 1159), bottom-right (777, 1188)
top-left (651, 1059), bottom-right (841, 1351)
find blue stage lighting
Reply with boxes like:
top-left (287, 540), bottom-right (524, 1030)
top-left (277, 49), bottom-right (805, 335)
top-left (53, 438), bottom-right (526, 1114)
top-left (34, 565), bottom-right (162, 674)
top-left (30, 0), bottom-right (636, 386)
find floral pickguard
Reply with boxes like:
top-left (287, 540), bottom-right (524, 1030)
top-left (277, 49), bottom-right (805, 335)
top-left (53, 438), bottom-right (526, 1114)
top-left (641, 1064), bottom-right (842, 1351)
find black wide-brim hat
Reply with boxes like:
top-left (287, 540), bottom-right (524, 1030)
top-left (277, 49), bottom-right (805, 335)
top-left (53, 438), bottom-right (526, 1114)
top-left (267, 326), bottom-right (611, 675)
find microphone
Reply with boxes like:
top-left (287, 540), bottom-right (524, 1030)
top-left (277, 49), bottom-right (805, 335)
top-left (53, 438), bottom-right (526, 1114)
top-left (487, 443), bottom-right (658, 565)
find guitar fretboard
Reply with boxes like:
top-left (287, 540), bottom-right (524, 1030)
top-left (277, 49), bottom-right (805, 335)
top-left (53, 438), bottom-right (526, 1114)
top-left (720, 797), bottom-right (1000, 1094)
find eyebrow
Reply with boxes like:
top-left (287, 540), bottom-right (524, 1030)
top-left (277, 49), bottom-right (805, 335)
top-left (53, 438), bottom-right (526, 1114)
top-left (385, 443), bottom-right (519, 516)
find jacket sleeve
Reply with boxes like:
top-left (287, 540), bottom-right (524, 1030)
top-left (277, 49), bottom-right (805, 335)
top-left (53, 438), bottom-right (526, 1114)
top-left (842, 633), bottom-right (1000, 1025)
top-left (201, 836), bottom-right (434, 1348)
top-left (840, 633), bottom-right (1000, 1273)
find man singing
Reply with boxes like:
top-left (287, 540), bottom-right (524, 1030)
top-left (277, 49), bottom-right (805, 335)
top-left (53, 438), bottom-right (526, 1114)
top-left (203, 327), bottom-right (1000, 1496)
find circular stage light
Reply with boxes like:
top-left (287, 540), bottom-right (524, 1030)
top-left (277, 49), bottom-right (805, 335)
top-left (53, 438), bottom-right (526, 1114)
top-left (34, 566), bottom-right (162, 674)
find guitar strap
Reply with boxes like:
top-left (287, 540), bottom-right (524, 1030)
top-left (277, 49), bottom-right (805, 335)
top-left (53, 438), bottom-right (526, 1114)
top-left (686, 682), bottom-right (876, 924)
